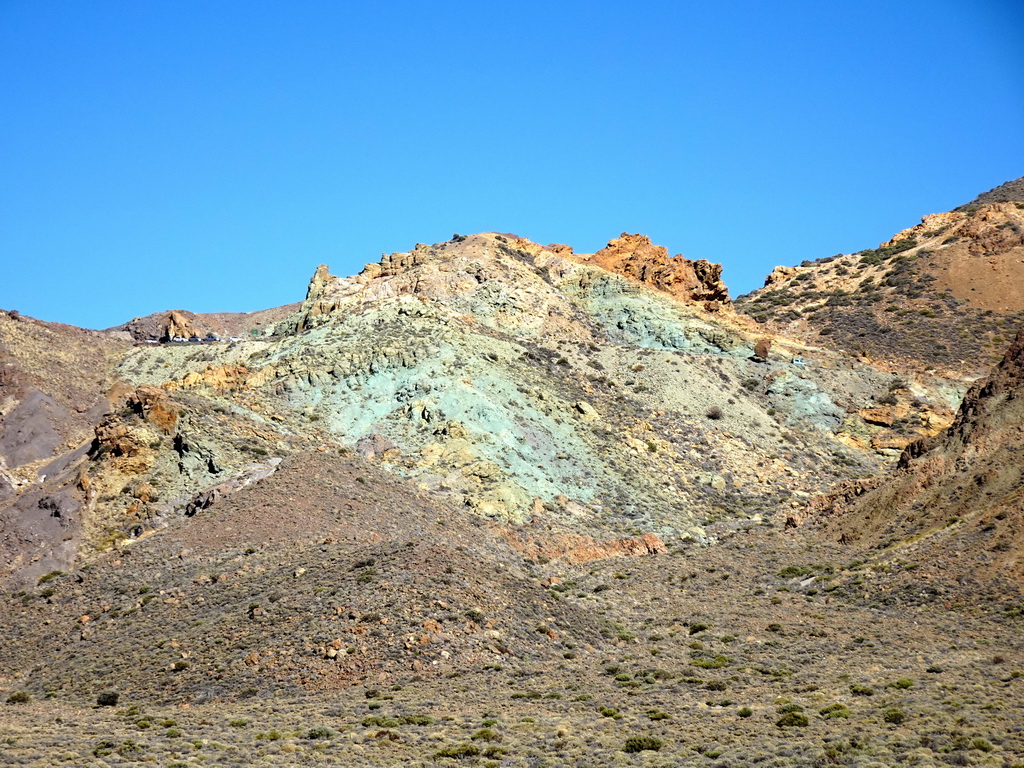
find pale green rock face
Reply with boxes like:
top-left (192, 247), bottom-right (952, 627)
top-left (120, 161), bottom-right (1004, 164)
top-left (560, 270), bottom-right (744, 355)
top-left (114, 233), bottom-right (961, 539)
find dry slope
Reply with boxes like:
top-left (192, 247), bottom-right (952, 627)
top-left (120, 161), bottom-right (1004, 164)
top-left (807, 321), bottom-right (1024, 604)
top-left (737, 178), bottom-right (1024, 375)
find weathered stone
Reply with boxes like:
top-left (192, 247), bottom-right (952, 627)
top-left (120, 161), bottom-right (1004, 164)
top-left (584, 233), bottom-right (731, 305)
top-left (753, 337), bottom-right (772, 362)
top-left (501, 529), bottom-right (666, 565)
top-left (574, 401), bottom-right (599, 419)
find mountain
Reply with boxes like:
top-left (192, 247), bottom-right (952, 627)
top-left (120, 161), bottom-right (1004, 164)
top-left (2, 222), bottom-right (1023, 766)
top-left (736, 178), bottom-right (1024, 375)
top-left (957, 175), bottom-right (1024, 209)
top-left (4, 231), bottom-right (970, 588)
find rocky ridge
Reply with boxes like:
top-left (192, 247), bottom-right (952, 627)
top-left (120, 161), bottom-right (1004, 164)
top-left (957, 175), bottom-right (1024, 210)
top-left (111, 233), bottom-right (950, 542)
top-left (3, 231), bottom-right (964, 588)
top-left (112, 304), bottom-right (301, 342)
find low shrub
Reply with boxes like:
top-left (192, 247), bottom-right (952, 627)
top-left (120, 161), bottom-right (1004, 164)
top-left (362, 715), bottom-right (399, 727)
top-left (776, 711), bottom-right (809, 727)
top-left (778, 565), bottom-right (814, 578)
top-left (970, 737), bottom-right (994, 752)
top-left (883, 708), bottom-right (906, 724)
top-left (432, 744), bottom-right (480, 759)
top-left (819, 703), bottom-right (851, 719)
top-left (401, 714), bottom-right (433, 725)
top-left (92, 739), bottom-right (117, 757)
top-left (624, 736), bottom-right (663, 753)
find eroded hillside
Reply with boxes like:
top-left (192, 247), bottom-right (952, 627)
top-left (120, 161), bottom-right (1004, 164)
top-left (107, 234), bottom-right (955, 546)
top-left (2, 232), bottom-right (972, 591)
top-left (805, 322), bottom-right (1024, 603)
top-left (737, 179), bottom-right (1024, 375)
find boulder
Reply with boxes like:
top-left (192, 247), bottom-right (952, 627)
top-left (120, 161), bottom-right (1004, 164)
top-left (753, 337), bottom-right (772, 362)
top-left (763, 265), bottom-right (799, 287)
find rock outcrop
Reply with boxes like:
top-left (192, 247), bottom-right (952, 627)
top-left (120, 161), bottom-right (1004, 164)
top-left (582, 233), bottom-right (731, 308)
top-left (286, 232), bottom-right (734, 335)
top-left (111, 304), bottom-right (301, 341)
top-left (762, 265), bottom-right (799, 288)
top-left (500, 529), bottom-right (666, 564)
top-left (165, 310), bottom-right (199, 341)
top-left (127, 386), bottom-right (179, 432)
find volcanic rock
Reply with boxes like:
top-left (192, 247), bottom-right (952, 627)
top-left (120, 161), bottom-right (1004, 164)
top-left (583, 233), bottom-right (731, 305)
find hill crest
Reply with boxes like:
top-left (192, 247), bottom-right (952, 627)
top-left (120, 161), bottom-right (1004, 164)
top-left (737, 197), bottom-right (1024, 375)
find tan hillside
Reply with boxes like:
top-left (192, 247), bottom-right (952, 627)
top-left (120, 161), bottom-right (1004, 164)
top-left (737, 180), bottom-right (1024, 375)
top-left (110, 303), bottom-right (301, 342)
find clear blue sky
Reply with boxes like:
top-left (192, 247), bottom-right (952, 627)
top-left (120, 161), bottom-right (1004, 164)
top-left (2, 1), bottom-right (1023, 329)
